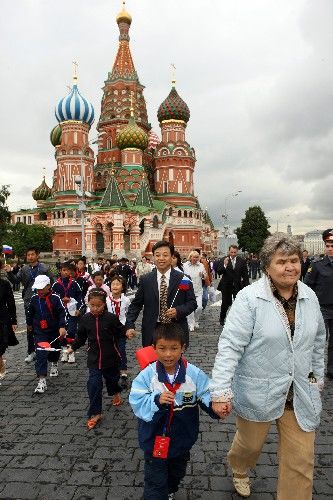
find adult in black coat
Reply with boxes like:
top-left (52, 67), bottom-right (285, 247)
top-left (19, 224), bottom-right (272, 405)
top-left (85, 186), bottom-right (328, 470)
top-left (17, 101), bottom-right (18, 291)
top-left (301, 250), bottom-right (311, 281)
top-left (217, 245), bottom-right (249, 325)
top-left (0, 268), bottom-right (18, 378)
top-left (125, 241), bottom-right (197, 347)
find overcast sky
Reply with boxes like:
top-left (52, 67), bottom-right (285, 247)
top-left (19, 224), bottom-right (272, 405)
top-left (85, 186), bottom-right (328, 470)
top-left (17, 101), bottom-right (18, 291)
top-left (1, 0), bottom-right (332, 234)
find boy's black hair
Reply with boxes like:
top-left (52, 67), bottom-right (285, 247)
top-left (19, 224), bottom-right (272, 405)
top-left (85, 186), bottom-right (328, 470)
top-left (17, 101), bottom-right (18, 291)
top-left (26, 246), bottom-right (39, 255)
top-left (110, 274), bottom-right (127, 293)
top-left (78, 256), bottom-right (86, 263)
top-left (88, 288), bottom-right (107, 303)
top-left (152, 240), bottom-right (174, 255)
top-left (153, 323), bottom-right (186, 347)
top-left (60, 262), bottom-right (74, 271)
top-left (92, 271), bottom-right (103, 279)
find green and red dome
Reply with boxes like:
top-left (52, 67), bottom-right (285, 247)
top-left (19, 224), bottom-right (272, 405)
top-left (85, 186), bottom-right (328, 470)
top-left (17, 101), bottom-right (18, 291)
top-left (157, 86), bottom-right (190, 123)
top-left (32, 177), bottom-right (52, 201)
top-left (50, 124), bottom-right (62, 147)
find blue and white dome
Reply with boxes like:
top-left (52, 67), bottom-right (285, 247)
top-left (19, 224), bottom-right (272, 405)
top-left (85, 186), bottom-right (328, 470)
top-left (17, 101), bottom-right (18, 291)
top-left (55, 81), bottom-right (94, 127)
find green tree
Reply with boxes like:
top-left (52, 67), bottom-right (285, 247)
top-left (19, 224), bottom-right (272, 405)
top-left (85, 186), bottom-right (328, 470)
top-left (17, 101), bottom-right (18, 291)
top-left (235, 206), bottom-right (270, 254)
top-left (0, 185), bottom-right (11, 244)
top-left (5, 223), bottom-right (54, 258)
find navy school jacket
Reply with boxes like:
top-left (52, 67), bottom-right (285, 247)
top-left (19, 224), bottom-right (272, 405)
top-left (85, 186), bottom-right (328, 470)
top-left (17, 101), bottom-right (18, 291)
top-left (26, 293), bottom-right (66, 336)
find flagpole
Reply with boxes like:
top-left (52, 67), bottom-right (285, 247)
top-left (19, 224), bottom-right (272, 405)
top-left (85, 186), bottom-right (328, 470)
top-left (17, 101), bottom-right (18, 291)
top-left (2, 253), bottom-right (6, 265)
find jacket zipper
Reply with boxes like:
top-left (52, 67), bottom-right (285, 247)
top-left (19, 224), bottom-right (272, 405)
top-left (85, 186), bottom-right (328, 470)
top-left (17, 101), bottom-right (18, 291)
top-left (95, 316), bottom-right (102, 369)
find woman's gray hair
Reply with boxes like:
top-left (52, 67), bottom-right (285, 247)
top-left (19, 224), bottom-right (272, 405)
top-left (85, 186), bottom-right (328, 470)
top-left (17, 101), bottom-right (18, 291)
top-left (260, 233), bottom-right (302, 273)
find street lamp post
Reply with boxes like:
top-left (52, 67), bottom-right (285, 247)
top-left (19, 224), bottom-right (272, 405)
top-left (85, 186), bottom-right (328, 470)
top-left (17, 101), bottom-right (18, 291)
top-left (220, 190), bottom-right (242, 255)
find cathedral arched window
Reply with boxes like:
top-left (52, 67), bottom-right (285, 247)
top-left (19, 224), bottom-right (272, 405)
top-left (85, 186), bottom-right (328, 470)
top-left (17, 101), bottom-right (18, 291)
top-left (189, 211), bottom-right (193, 218)
top-left (152, 215), bottom-right (159, 229)
top-left (169, 207), bottom-right (173, 216)
top-left (184, 210), bottom-right (187, 218)
top-left (178, 210), bottom-right (181, 217)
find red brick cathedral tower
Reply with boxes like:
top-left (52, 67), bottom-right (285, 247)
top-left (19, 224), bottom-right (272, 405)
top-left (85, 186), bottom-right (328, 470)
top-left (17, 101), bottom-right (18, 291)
top-left (155, 78), bottom-right (196, 207)
top-left (95, 2), bottom-right (151, 191)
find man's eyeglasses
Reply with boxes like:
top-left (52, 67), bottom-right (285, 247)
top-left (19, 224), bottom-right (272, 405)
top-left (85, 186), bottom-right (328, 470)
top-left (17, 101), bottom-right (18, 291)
top-left (325, 244), bottom-right (333, 248)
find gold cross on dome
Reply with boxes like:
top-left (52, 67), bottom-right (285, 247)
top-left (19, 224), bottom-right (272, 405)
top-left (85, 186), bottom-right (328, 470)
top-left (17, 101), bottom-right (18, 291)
top-left (171, 63), bottom-right (176, 86)
top-left (72, 61), bottom-right (78, 82)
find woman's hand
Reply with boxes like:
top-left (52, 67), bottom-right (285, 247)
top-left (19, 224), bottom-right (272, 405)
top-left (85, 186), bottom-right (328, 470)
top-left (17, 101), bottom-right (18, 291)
top-left (126, 330), bottom-right (135, 339)
top-left (166, 308), bottom-right (177, 319)
top-left (212, 401), bottom-right (232, 419)
top-left (59, 328), bottom-right (67, 337)
top-left (11, 324), bottom-right (17, 332)
top-left (66, 347), bottom-right (73, 355)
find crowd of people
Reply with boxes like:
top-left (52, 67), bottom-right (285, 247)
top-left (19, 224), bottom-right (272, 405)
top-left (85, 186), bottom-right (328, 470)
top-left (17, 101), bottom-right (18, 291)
top-left (0, 229), bottom-right (332, 499)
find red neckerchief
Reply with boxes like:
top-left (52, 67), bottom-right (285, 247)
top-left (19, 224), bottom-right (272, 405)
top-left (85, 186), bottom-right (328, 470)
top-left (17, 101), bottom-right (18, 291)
top-left (110, 296), bottom-right (121, 317)
top-left (57, 276), bottom-right (73, 296)
top-left (37, 290), bottom-right (54, 318)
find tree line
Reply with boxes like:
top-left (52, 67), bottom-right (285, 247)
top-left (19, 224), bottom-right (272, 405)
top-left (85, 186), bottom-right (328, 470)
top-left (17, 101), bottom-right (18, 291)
top-left (0, 185), bottom-right (54, 259)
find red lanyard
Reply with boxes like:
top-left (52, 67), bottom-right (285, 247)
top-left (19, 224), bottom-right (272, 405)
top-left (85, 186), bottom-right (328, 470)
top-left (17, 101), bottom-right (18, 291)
top-left (110, 297), bottom-right (121, 317)
top-left (163, 382), bottom-right (181, 435)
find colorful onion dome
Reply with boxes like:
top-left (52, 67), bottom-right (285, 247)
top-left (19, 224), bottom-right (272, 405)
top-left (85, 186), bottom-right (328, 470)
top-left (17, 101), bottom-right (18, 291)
top-left (116, 115), bottom-right (148, 151)
top-left (50, 124), bottom-right (62, 147)
top-left (55, 79), bottom-right (94, 127)
top-left (116, 1), bottom-right (132, 25)
top-left (157, 85), bottom-right (190, 123)
top-left (148, 130), bottom-right (160, 150)
top-left (32, 177), bottom-right (52, 201)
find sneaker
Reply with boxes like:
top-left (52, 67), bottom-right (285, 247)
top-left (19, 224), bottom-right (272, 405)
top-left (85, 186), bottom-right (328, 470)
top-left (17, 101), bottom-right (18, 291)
top-left (194, 322), bottom-right (200, 329)
top-left (120, 374), bottom-right (128, 389)
top-left (0, 359), bottom-right (6, 379)
top-left (34, 379), bottom-right (47, 394)
top-left (189, 325), bottom-right (195, 332)
top-left (232, 471), bottom-right (251, 497)
top-left (168, 494), bottom-right (175, 500)
top-left (49, 363), bottom-right (59, 377)
top-left (25, 352), bottom-right (36, 363)
top-left (60, 349), bottom-right (68, 362)
top-left (68, 352), bottom-right (76, 363)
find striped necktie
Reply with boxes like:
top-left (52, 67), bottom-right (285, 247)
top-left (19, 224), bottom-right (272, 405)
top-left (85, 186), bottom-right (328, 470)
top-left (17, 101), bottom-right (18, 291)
top-left (160, 274), bottom-right (171, 323)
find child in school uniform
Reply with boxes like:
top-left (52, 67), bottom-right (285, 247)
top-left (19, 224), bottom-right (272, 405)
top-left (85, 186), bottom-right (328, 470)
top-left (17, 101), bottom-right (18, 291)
top-left (52, 262), bottom-right (83, 363)
top-left (67, 288), bottom-right (134, 428)
top-left (107, 275), bottom-right (131, 389)
top-left (85, 271), bottom-right (111, 305)
top-left (26, 275), bottom-right (66, 393)
top-left (129, 323), bottom-right (220, 500)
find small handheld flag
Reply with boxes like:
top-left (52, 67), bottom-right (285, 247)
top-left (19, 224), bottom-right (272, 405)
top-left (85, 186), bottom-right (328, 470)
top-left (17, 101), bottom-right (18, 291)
top-left (2, 245), bottom-right (13, 254)
top-left (178, 276), bottom-right (191, 291)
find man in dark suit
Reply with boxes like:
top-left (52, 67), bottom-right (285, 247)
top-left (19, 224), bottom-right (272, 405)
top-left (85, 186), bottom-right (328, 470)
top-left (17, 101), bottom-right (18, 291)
top-left (301, 249), bottom-right (311, 281)
top-left (217, 244), bottom-right (249, 325)
top-left (125, 241), bottom-right (197, 347)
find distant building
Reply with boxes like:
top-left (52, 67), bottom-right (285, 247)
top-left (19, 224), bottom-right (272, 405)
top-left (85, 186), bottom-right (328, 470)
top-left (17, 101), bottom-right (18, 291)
top-left (11, 211), bottom-right (34, 225)
top-left (303, 230), bottom-right (325, 255)
top-left (218, 231), bottom-right (238, 256)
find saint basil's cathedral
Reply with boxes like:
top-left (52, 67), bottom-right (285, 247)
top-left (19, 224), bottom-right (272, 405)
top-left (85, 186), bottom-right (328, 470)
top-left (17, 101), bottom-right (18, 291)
top-left (29, 3), bottom-right (218, 258)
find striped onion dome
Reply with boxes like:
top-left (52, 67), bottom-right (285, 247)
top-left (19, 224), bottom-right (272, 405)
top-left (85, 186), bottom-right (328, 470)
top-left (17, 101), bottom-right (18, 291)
top-left (148, 130), bottom-right (160, 150)
top-left (116, 115), bottom-right (148, 151)
top-left (32, 177), bottom-right (52, 201)
top-left (55, 80), bottom-right (94, 127)
top-left (50, 124), bottom-right (62, 147)
top-left (157, 85), bottom-right (190, 123)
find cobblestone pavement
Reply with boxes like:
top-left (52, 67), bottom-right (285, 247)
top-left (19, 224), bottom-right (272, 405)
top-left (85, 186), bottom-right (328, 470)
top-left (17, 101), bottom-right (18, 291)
top-left (0, 286), bottom-right (332, 499)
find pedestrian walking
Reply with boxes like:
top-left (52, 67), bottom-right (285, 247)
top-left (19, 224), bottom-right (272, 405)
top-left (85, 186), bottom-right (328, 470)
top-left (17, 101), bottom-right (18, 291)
top-left (210, 234), bottom-right (326, 499)
top-left (27, 275), bottom-right (67, 393)
top-left (67, 289), bottom-right (133, 428)
top-left (304, 228), bottom-right (333, 380)
top-left (183, 251), bottom-right (206, 331)
top-left (217, 245), bottom-right (249, 326)
top-left (301, 250), bottom-right (311, 281)
top-left (129, 323), bottom-right (219, 500)
top-left (4, 247), bottom-right (54, 363)
top-left (85, 271), bottom-right (111, 304)
top-left (0, 260), bottom-right (18, 380)
top-left (200, 253), bottom-right (212, 310)
top-left (107, 275), bottom-right (131, 388)
top-left (52, 262), bottom-right (83, 364)
top-left (125, 241), bottom-right (197, 347)
top-left (136, 256), bottom-right (153, 283)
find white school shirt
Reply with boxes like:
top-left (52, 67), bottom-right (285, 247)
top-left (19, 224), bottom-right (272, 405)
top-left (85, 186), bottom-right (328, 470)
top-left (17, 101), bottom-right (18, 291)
top-left (156, 268), bottom-right (172, 321)
top-left (106, 293), bottom-right (131, 325)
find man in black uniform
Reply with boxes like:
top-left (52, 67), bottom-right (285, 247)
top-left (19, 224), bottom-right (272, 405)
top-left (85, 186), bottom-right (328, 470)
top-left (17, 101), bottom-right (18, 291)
top-left (217, 245), bottom-right (249, 326)
top-left (304, 229), bottom-right (333, 380)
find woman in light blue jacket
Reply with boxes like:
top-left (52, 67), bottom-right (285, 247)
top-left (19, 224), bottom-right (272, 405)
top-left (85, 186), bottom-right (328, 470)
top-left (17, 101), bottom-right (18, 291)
top-left (210, 234), bottom-right (326, 499)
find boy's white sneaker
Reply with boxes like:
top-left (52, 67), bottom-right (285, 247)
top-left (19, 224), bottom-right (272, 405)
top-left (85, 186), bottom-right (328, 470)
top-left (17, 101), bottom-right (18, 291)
top-left (34, 379), bottom-right (47, 393)
top-left (168, 494), bottom-right (175, 500)
top-left (60, 349), bottom-right (68, 362)
top-left (49, 363), bottom-right (59, 377)
top-left (68, 352), bottom-right (76, 363)
top-left (25, 352), bottom-right (36, 363)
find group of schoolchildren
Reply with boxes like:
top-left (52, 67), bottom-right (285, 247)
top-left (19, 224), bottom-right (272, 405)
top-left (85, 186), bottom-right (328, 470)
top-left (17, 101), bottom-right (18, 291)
top-left (7, 252), bottom-right (223, 500)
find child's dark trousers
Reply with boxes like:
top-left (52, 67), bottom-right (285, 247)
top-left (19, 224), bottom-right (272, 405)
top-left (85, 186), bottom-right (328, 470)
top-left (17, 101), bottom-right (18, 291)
top-left (87, 367), bottom-right (121, 417)
top-left (143, 450), bottom-right (190, 499)
top-left (34, 332), bottom-right (61, 376)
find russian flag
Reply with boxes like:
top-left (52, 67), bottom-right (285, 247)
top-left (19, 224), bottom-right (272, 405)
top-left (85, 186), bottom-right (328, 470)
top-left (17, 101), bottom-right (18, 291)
top-left (179, 276), bottom-right (192, 291)
top-left (2, 245), bottom-right (13, 254)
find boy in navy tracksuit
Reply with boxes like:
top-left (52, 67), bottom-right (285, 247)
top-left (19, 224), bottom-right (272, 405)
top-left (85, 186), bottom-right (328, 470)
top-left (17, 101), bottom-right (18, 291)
top-left (26, 275), bottom-right (66, 393)
top-left (52, 262), bottom-right (83, 363)
top-left (129, 323), bottom-right (219, 500)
